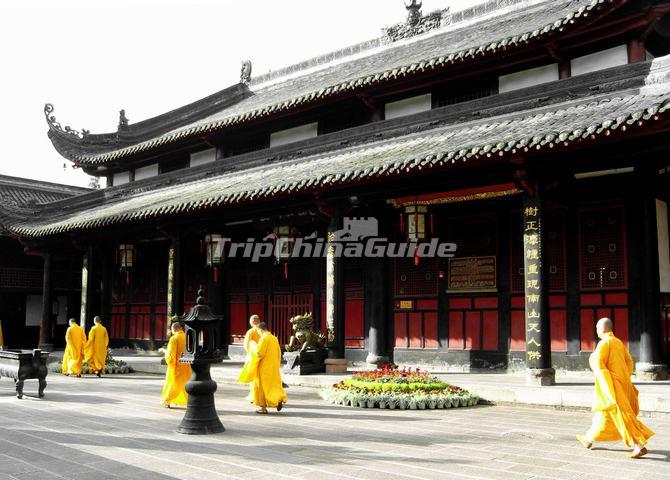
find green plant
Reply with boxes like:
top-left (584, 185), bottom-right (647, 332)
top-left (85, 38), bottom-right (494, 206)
top-left (322, 365), bottom-right (479, 411)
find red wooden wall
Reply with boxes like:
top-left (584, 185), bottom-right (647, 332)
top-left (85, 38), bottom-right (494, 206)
top-left (447, 296), bottom-right (498, 351)
top-left (577, 207), bottom-right (628, 351)
top-left (393, 257), bottom-right (439, 349)
top-left (110, 243), bottom-right (168, 342)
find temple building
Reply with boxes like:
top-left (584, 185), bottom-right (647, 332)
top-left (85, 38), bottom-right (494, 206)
top-left (2, 0), bottom-right (670, 382)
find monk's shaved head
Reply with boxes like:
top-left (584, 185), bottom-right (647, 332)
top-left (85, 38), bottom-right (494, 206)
top-left (596, 317), bottom-right (613, 339)
top-left (597, 317), bottom-right (613, 332)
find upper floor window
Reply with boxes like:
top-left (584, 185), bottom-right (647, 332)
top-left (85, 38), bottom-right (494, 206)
top-left (498, 64), bottom-right (559, 94)
top-left (433, 77), bottom-right (498, 107)
top-left (270, 123), bottom-right (318, 148)
top-left (570, 45), bottom-right (628, 77)
top-left (189, 148), bottom-right (217, 168)
top-left (384, 94), bottom-right (432, 120)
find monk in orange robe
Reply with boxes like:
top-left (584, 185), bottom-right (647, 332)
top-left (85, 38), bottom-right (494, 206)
top-left (160, 322), bottom-right (191, 408)
top-left (240, 315), bottom-right (261, 401)
top-left (577, 317), bottom-right (654, 458)
top-left (85, 316), bottom-right (109, 377)
top-left (62, 319), bottom-right (87, 377)
top-left (237, 322), bottom-right (287, 414)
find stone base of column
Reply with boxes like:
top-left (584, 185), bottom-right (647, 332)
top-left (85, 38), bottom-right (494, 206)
top-left (365, 353), bottom-right (389, 366)
top-left (526, 368), bottom-right (555, 386)
top-left (635, 362), bottom-right (669, 381)
top-left (325, 358), bottom-right (348, 374)
top-left (37, 343), bottom-right (54, 352)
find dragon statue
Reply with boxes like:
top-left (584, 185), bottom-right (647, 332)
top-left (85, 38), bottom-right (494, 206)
top-left (284, 312), bottom-right (326, 352)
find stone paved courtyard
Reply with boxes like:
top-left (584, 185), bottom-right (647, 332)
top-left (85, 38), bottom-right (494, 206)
top-left (1, 374), bottom-right (670, 480)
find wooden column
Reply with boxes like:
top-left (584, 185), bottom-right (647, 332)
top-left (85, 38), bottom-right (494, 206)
top-left (208, 261), bottom-right (227, 357)
top-left (628, 37), bottom-right (647, 64)
top-left (565, 207), bottom-right (581, 356)
top-left (100, 246), bottom-right (113, 329)
top-left (523, 194), bottom-right (555, 386)
top-left (38, 253), bottom-right (54, 351)
top-left (633, 168), bottom-right (668, 380)
top-left (497, 210), bottom-right (512, 355)
top-left (326, 210), bottom-right (345, 359)
top-left (79, 247), bottom-right (93, 331)
top-left (364, 254), bottom-right (388, 365)
top-left (558, 61), bottom-right (571, 80)
top-left (167, 235), bottom-right (184, 319)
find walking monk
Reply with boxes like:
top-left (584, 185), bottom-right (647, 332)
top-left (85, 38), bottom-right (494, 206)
top-left (160, 322), bottom-right (191, 409)
top-left (85, 316), bottom-right (109, 377)
top-left (243, 314), bottom-right (261, 355)
top-left (240, 315), bottom-right (261, 401)
top-left (237, 322), bottom-right (287, 414)
top-left (577, 317), bottom-right (654, 458)
top-left (61, 319), bottom-right (86, 377)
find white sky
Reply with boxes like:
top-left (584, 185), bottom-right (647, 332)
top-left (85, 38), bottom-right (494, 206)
top-left (0, 0), bottom-right (481, 187)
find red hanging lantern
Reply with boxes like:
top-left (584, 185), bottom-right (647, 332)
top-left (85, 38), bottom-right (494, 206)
top-left (404, 202), bottom-right (428, 241)
top-left (204, 234), bottom-right (225, 283)
top-left (274, 226), bottom-right (295, 281)
top-left (117, 244), bottom-right (136, 285)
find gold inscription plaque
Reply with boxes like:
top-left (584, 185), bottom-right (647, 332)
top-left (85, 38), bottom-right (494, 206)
top-left (447, 256), bottom-right (497, 293)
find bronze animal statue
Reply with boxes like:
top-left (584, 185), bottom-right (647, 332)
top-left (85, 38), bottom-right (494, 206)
top-left (284, 312), bottom-right (326, 352)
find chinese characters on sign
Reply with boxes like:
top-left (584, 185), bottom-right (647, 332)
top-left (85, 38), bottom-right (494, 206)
top-left (447, 256), bottom-right (497, 292)
top-left (523, 199), bottom-right (546, 368)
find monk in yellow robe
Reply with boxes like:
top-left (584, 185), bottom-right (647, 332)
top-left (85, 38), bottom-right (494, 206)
top-left (160, 322), bottom-right (191, 408)
top-left (240, 315), bottom-right (261, 400)
top-left (243, 314), bottom-right (261, 354)
top-left (0, 319), bottom-right (4, 348)
top-left (85, 316), bottom-right (109, 377)
top-left (61, 319), bottom-right (86, 377)
top-left (237, 322), bottom-right (287, 414)
top-left (577, 317), bottom-right (654, 458)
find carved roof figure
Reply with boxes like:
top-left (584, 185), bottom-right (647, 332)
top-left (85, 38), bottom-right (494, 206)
top-left (241, 60), bottom-right (252, 86)
top-left (118, 109), bottom-right (129, 131)
top-left (405, 0), bottom-right (423, 26)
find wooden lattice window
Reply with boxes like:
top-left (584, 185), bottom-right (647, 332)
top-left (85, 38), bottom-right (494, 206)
top-left (394, 257), bottom-right (438, 297)
top-left (433, 77), bottom-right (498, 108)
top-left (579, 207), bottom-right (627, 290)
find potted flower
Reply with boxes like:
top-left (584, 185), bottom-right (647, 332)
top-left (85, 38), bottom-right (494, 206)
top-left (357, 392), bottom-right (369, 408)
top-left (388, 394), bottom-right (399, 410)
top-left (378, 392), bottom-right (390, 409)
top-left (408, 395), bottom-right (418, 410)
top-left (398, 394), bottom-right (408, 410)
top-left (367, 393), bottom-right (379, 409)
top-left (427, 394), bottom-right (438, 410)
top-left (415, 393), bottom-right (428, 410)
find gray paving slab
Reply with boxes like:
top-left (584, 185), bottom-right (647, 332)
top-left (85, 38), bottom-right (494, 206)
top-left (0, 373), bottom-right (669, 480)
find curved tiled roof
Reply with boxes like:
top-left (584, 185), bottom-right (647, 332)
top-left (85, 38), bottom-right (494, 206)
top-left (48, 0), bottom-right (624, 166)
top-left (11, 56), bottom-right (670, 238)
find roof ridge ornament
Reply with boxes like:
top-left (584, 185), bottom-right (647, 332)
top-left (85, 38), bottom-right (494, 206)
top-left (44, 103), bottom-right (87, 139)
top-left (382, 3), bottom-right (451, 44)
top-left (405, 0), bottom-right (422, 26)
top-left (118, 109), bottom-right (129, 133)
top-left (240, 60), bottom-right (252, 86)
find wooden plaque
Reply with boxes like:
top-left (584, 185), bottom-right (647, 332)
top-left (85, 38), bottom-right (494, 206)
top-left (447, 256), bottom-right (497, 292)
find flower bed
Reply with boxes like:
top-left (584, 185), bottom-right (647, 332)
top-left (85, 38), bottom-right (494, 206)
top-left (321, 364), bottom-right (479, 410)
top-left (49, 350), bottom-right (134, 375)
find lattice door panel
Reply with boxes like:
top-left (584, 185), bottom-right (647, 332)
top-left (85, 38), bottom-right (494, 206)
top-left (579, 207), bottom-right (627, 290)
